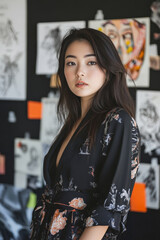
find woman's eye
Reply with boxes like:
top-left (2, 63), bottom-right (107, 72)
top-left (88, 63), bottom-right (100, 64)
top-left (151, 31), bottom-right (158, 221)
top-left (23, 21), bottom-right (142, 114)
top-left (88, 61), bottom-right (97, 65)
top-left (66, 62), bottom-right (76, 66)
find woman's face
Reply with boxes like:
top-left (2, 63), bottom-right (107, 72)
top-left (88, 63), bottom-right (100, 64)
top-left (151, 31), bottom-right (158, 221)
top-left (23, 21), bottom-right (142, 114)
top-left (64, 40), bottom-right (106, 102)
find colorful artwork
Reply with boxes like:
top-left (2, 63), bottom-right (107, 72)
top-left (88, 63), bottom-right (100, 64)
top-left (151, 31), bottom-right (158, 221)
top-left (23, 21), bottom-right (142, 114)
top-left (36, 21), bottom-right (85, 75)
top-left (89, 18), bottom-right (150, 87)
top-left (0, 0), bottom-right (26, 100)
top-left (136, 90), bottom-right (160, 154)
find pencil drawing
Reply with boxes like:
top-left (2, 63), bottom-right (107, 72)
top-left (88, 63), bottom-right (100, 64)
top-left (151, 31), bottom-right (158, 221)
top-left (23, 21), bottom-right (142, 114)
top-left (0, 52), bottom-right (22, 96)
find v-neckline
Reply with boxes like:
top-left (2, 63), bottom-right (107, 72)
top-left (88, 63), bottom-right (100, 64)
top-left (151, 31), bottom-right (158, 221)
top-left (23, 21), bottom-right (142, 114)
top-left (55, 110), bottom-right (91, 170)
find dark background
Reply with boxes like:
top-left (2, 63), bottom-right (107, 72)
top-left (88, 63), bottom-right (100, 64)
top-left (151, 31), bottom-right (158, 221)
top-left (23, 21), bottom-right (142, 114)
top-left (0, 0), bottom-right (160, 239)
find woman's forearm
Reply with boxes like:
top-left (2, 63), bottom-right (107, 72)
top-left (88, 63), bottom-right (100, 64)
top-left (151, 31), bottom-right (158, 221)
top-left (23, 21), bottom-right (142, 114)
top-left (79, 226), bottom-right (108, 240)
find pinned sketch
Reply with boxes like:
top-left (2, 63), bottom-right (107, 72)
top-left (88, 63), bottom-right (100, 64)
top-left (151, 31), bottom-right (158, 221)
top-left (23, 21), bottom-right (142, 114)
top-left (14, 138), bottom-right (43, 188)
top-left (15, 138), bottom-right (42, 175)
top-left (89, 18), bottom-right (150, 87)
top-left (36, 21), bottom-right (85, 75)
top-left (136, 159), bottom-right (160, 209)
top-left (40, 97), bottom-right (61, 150)
top-left (136, 90), bottom-right (160, 154)
top-left (150, 55), bottom-right (160, 70)
top-left (14, 171), bottom-right (42, 189)
top-left (0, 0), bottom-right (26, 100)
top-left (151, 1), bottom-right (160, 29)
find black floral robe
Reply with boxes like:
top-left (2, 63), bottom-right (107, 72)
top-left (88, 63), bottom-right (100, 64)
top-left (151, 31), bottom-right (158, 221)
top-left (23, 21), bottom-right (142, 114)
top-left (30, 108), bottom-right (140, 240)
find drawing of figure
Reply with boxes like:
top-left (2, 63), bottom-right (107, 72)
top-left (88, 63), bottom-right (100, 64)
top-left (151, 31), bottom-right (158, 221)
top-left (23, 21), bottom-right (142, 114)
top-left (151, 1), bottom-right (160, 28)
top-left (41, 26), bottom-right (61, 71)
top-left (0, 19), bottom-right (18, 47)
top-left (27, 147), bottom-right (40, 171)
top-left (27, 175), bottom-right (42, 189)
top-left (139, 100), bottom-right (160, 153)
top-left (143, 167), bottom-right (157, 202)
top-left (101, 19), bottom-right (146, 80)
top-left (0, 52), bottom-right (22, 96)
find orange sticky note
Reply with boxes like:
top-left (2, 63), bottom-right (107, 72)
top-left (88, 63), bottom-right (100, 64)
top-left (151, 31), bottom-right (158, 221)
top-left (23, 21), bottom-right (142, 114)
top-left (28, 101), bottom-right (42, 119)
top-left (0, 154), bottom-right (5, 175)
top-left (130, 182), bottom-right (147, 212)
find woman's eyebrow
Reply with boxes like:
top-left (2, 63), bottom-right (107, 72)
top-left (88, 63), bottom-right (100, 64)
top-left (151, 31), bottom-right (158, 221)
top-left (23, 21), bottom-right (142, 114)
top-left (65, 53), bottom-right (96, 59)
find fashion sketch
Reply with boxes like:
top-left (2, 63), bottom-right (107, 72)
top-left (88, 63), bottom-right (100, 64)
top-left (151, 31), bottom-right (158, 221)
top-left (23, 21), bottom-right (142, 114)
top-left (0, 53), bottom-right (22, 97)
top-left (40, 97), bottom-right (61, 146)
top-left (0, 0), bottom-right (26, 100)
top-left (0, 19), bottom-right (18, 47)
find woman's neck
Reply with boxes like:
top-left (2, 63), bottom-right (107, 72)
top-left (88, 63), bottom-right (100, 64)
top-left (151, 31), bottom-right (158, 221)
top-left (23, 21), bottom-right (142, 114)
top-left (80, 96), bottom-right (93, 119)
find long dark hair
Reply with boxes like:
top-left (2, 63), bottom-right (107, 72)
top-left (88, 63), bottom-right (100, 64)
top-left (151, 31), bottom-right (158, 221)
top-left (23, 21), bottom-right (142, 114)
top-left (56, 28), bottom-right (135, 146)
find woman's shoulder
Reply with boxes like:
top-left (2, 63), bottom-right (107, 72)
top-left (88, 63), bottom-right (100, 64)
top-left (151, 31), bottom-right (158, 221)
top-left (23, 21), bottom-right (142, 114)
top-left (103, 107), bottom-right (138, 128)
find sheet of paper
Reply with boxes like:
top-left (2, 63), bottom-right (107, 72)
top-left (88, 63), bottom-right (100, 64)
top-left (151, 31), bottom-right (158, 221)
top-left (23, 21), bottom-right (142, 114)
top-left (136, 160), bottom-right (160, 209)
top-left (14, 171), bottom-right (27, 189)
top-left (136, 90), bottom-right (160, 154)
top-left (151, 1), bottom-right (160, 28)
top-left (14, 138), bottom-right (42, 177)
top-left (149, 44), bottom-right (158, 56)
top-left (40, 97), bottom-right (61, 146)
top-left (150, 55), bottom-right (160, 70)
top-left (0, 0), bottom-right (27, 100)
top-left (36, 21), bottom-right (85, 75)
top-left (14, 171), bottom-right (42, 189)
top-left (27, 101), bottom-right (42, 119)
top-left (88, 17), bottom-right (150, 87)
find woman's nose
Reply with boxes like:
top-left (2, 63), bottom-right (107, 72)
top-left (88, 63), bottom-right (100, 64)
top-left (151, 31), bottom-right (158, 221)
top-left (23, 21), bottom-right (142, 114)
top-left (76, 65), bottom-right (85, 78)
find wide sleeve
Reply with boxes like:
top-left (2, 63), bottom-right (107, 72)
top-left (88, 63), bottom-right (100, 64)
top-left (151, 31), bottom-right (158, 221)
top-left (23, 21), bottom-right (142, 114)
top-left (85, 110), bottom-right (140, 235)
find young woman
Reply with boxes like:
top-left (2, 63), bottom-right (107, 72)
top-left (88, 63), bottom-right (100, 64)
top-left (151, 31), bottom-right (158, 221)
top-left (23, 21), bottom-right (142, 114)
top-left (30, 28), bottom-right (140, 240)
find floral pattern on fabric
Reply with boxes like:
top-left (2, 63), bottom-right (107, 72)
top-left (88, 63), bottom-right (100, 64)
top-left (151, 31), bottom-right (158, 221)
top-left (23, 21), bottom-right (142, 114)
top-left (85, 217), bottom-right (94, 227)
top-left (104, 184), bottom-right (130, 213)
top-left (69, 198), bottom-right (87, 210)
top-left (50, 209), bottom-right (67, 235)
top-left (79, 137), bottom-right (90, 155)
top-left (131, 117), bottom-right (140, 179)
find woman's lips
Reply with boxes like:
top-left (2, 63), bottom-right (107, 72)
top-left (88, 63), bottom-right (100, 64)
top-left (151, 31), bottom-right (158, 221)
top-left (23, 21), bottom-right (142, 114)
top-left (75, 81), bottom-right (88, 87)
